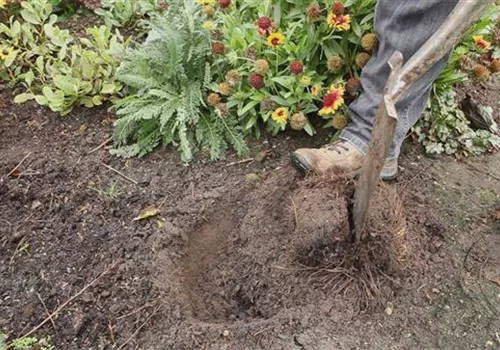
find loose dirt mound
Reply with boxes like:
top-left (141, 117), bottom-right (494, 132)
top-left (179, 172), bottom-right (415, 324)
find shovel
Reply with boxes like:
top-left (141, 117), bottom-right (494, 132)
top-left (352, 0), bottom-right (494, 242)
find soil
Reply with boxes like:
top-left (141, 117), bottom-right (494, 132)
top-left (1, 78), bottom-right (500, 350)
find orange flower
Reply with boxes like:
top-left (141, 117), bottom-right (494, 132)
top-left (319, 85), bottom-right (345, 116)
top-left (327, 13), bottom-right (351, 31)
top-left (473, 35), bottom-right (491, 50)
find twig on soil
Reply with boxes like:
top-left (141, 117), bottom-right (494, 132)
top-left (289, 196), bottom-right (299, 227)
top-left (36, 293), bottom-right (57, 335)
top-left (87, 136), bottom-right (113, 155)
top-left (117, 304), bottom-right (161, 350)
top-left (13, 172), bottom-right (44, 177)
top-left (225, 158), bottom-right (254, 167)
top-left (108, 319), bottom-right (116, 345)
top-left (7, 152), bottom-right (32, 177)
top-left (11, 260), bottom-right (119, 346)
top-left (116, 303), bottom-right (155, 320)
top-left (253, 325), bottom-right (275, 337)
top-left (100, 162), bottom-right (138, 185)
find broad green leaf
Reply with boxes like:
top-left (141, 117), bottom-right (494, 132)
top-left (14, 93), bottom-right (35, 104)
top-left (24, 70), bottom-right (35, 87)
top-left (42, 86), bottom-right (54, 99)
top-left (304, 123), bottom-right (316, 136)
top-left (238, 100), bottom-right (260, 117)
top-left (351, 19), bottom-right (362, 38)
top-left (53, 75), bottom-right (77, 95)
top-left (34, 95), bottom-right (48, 105)
top-left (270, 76), bottom-right (295, 89)
top-left (92, 95), bottom-right (104, 105)
top-left (20, 9), bottom-right (41, 25)
top-left (101, 83), bottom-right (116, 95)
top-left (245, 114), bottom-right (259, 130)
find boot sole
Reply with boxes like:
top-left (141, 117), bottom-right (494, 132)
top-left (290, 153), bottom-right (398, 181)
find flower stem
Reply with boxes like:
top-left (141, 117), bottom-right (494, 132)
top-left (274, 49), bottom-right (279, 76)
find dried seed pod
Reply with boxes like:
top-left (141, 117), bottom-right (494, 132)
top-left (361, 33), bottom-right (378, 52)
top-left (207, 93), bottom-right (221, 106)
top-left (290, 112), bottom-right (308, 131)
top-left (249, 74), bottom-right (265, 89)
top-left (490, 59), bottom-right (500, 73)
top-left (355, 52), bottom-right (371, 68)
top-left (327, 55), bottom-right (343, 72)
top-left (290, 60), bottom-right (304, 75)
top-left (332, 114), bottom-right (347, 130)
top-left (472, 64), bottom-right (491, 81)
top-left (254, 59), bottom-right (270, 75)
top-left (345, 77), bottom-right (361, 94)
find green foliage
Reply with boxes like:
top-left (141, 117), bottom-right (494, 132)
top-left (215, 0), bottom-right (377, 135)
top-left (414, 88), bottom-right (500, 156)
top-left (94, 0), bottom-right (164, 29)
top-left (112, 0), bottom-right (248, 163)
top-left (415, 3), bottom-right (500, 157)
top-left (0, 0), bottom-right (129, 114)
top-left (10, 336), bottom-right (54, 350)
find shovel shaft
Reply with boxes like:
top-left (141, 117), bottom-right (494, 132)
top-left (352, 0), bottom-right (494, 241)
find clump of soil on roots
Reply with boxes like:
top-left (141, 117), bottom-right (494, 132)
top-left (179, 171), bottom-right (416, 324)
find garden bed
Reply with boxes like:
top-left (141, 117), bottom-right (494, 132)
top-left (1, 82), bottom-right (499, 349)
top-left (1, 0), bottom-right (500, 349)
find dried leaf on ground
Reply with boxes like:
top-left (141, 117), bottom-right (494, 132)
top-left (133, 206), bottom-right (160, 221)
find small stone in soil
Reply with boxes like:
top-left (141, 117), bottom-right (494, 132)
top-left (385, 302), bottom-right (394, 315)
top-left (254, 151), bottom-right (269, 163)
top-left (245, 173), bottom-right (260, 181)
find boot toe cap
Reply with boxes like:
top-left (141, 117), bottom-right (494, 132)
top-left (290, 150), bottom-right (313, 174)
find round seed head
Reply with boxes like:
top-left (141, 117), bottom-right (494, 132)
top-left (355, 52), bottom-right (371, 68)
top-left (290, 112), bottom-right (307, 131)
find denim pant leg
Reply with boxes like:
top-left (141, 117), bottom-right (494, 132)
top-left (340, 0), bottom-right (459, 160)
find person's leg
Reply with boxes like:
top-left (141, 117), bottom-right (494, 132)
top-left (292, 0), bottom-right (459, 178)
top-left (342, 0), bottom-right (459, 160)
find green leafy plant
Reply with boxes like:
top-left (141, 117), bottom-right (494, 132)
top-left (210, 0), bottom-right (377, 136)
top-left (414, 3), bottom-right (500, 157)
top-left (112, 0), bottom-right (248, 162)
top-left (414, 88), bottom-right (500, 156)
top-left (94, 0), bottom-right (165, 29)
top-left (0, 0), bottom-right (129, 114)
top-left (10, 336), bottom-right (54, 350)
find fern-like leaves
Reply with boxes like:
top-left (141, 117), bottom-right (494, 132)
top-left (111, 0), bottom-right (248, 163)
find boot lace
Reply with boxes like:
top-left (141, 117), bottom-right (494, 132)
top-left (322, 141), bottom-right (349, 154)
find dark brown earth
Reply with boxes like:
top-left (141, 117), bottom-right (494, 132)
top-left (1, 79), bottom-right (499, 350)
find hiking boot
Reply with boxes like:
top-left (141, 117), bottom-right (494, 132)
top-left (290, 140), bottom-right (398, 181)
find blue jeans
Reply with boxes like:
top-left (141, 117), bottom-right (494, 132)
top-left (341, 0), bottom-right (459, 160)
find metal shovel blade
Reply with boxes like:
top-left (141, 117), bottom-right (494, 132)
top-left (351, 0), bottom-right (493, 241)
